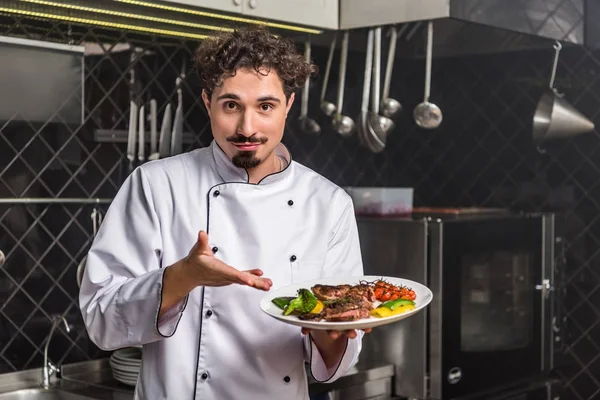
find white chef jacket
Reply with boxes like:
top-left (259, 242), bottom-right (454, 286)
top-left (79, 140), bottom-right (365, 400)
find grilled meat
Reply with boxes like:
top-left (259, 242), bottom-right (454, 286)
top-left (292, 283), bottom-right (378, 322)
top-left (311, 284), bottom-right (352, 301)
top-left (298, 313), bottom-right (324, 321)
top-left (324, 308), bottom-right (371, 322)
top-left (322, 296), bottom-right (374, 322)
top-left (346, 284), bottom-right (376, 302)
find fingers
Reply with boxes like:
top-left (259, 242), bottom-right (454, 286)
top-left (236, 269), bottom-right (272, 291)
top-left (325, 330), bottom-right (362, 340)
top-left (195, 230), bottom-right (211, 253)
top-left (302, 329), bottom-right (370, 340)
top-left (326, 330), bottom-right (353, 340)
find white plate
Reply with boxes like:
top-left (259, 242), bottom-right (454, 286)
top-left (260, 275), bottom-right (433, 331)
top-left (112, 347), bottom-right (142, 361)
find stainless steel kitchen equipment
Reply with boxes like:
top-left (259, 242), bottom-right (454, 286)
top-left (42, 315), bottom-right (71, 389)
top-left (532, 41), bottom-right (594, 144)
top-left (367, 27), bottom-right (394, 144)
top-left (413, 21), bottom-right (442, 130)
top-left (332, 31), bottom-right (355, 137)
top-left (380, 25), bottom-right (403, 119)
top-left (0, 36), bottom-right (84, 124)
top-left (320, 34), bottom-right (337, 117)
top-left (170, 60), bottom-right (186, 156)
top-left (298, 37), bottom-right (321, 135)
top-left (355, 209), bottom-right (557, 400)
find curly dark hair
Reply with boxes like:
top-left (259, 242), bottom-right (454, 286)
top-left (194, 25), bottom-right (317, 100)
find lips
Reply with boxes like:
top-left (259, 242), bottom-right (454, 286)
top-left (233, 143), bottom-right (261, 151)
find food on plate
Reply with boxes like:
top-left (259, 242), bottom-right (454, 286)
top-left (372, 279), bottom-right (416, 302)
top-left (371, 298), bottom-right (416, 317)
top-left (271, 279), bottom-right (417, 322)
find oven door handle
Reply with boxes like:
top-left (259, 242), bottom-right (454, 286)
top-left (535, 279), bottom-right (554, 299)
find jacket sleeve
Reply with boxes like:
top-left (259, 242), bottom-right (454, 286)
top-left (79, 166), bottom-right (187, 351)
top-left (304, 189), bottom-right (364, 383)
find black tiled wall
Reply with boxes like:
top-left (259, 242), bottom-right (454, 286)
top-left (0, 23), bottom-right (598, 399)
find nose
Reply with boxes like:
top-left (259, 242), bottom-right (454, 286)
top-left (237, 110), bottom-right (256, 137)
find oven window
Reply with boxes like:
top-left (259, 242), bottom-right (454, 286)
top-left (460, 251), bottom-right (533, 352)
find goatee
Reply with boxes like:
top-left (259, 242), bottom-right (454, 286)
top-left (232, 152), bottom-right (261, 169)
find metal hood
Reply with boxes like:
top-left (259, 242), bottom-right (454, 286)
top-left (340, 0), bottom-right (585, 57)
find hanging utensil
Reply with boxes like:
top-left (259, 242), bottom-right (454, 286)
top-left (357, 29), bottom-right (374, 150)
top-left (320, 34), bottom-right (337, 117)
top-left (126, 101), bottom-right (138, 171)
top-left (158, 103), bottom-right (173, 158)
top-left (380, 25), bottom-right (405, 118)
top-left (532, 41), bottom-right (594, 144)
top-left (126, 51), bottom-right (138, 173)
top-left (367, 26), bottom-right (394, 144)
top-left (298, 37), bottom-right (321, 134)
top-left (171, 92), bottom-right (184, 155)
top-left (149, 99), bottom-right (158, 154)
top-left (146, 55), bottom-right (159, 161)
top-left (332, 31), bottom-right (355, 137)
top-left (138, 104), bottom-right (145, 163)
top-left (171, 59), bottom-right (185, 156)
top-left (358, 29), bottom-right (384, 153)
top-left (413, 21), bottom-right (443, 130)
top-left (77, 206), bottom-right (103, 288)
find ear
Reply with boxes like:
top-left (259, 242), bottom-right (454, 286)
top-left (285, 92), bottom-right (295, 116)
top-left (201, 89), bottom-right (212, 118)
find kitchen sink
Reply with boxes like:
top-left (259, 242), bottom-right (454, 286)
top-left (0, 388), bottom-right (96, 400)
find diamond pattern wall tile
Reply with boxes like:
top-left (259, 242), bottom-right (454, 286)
top-left (0, 12), bottom-right (599, 399)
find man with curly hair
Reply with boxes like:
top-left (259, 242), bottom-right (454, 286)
top-left (79, 25), bottom-right (366, 400)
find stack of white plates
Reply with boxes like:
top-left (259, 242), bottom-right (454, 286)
top-left (109, 347), bottom-right (142, 387)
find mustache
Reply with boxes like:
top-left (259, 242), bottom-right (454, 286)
top-left (226, 134), bottom-right (268, 144)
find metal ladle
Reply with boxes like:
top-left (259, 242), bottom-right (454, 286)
top-left (380, 25), bottom-right (404, 118)
top-left (298, 37), bottom-right (321, 134)
top-left (367, 27), bottom-right (394, 142)
top-left (332, 31), bottom-right (355, 137)
top-left (320, 34), bottom-right (337, 117)
top-left (413, 21), bottom-right (443, 129)
top-left (358, 29), bottom-right (385, 153)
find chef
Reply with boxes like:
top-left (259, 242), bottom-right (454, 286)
top-left (79, 25), bottom-right (367, 400)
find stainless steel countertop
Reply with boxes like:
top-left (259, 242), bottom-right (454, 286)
top-left (0, 358), bottom-right (395, 399)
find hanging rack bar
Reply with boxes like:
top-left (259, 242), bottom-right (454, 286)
top-left (0, 198), bottom-right (113, 204)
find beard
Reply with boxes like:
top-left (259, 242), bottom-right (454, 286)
top-left (232, 152), bottom-right (261, 169)
top-left (227, 133), bottom-right (268, 169)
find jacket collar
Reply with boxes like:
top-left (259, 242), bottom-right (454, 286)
top-left (210, 140), bottom-right (293, 185)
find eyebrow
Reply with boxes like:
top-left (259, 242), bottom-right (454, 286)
top-left (215, 93), bottom-right (281, 104)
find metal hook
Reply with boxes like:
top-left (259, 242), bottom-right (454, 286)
top-left (549, 40), bottom-right (562, 91)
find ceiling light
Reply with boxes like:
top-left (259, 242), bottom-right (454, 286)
top-left (0, 7), bottom-right (209, 39)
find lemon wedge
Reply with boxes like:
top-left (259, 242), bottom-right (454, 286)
top-left (310, 300), bottom-right (324, 314)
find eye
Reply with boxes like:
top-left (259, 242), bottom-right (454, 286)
top-left (224, 101), bottom-right (238, 111)
top-left (260, 103), bottom-right (274, 112)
